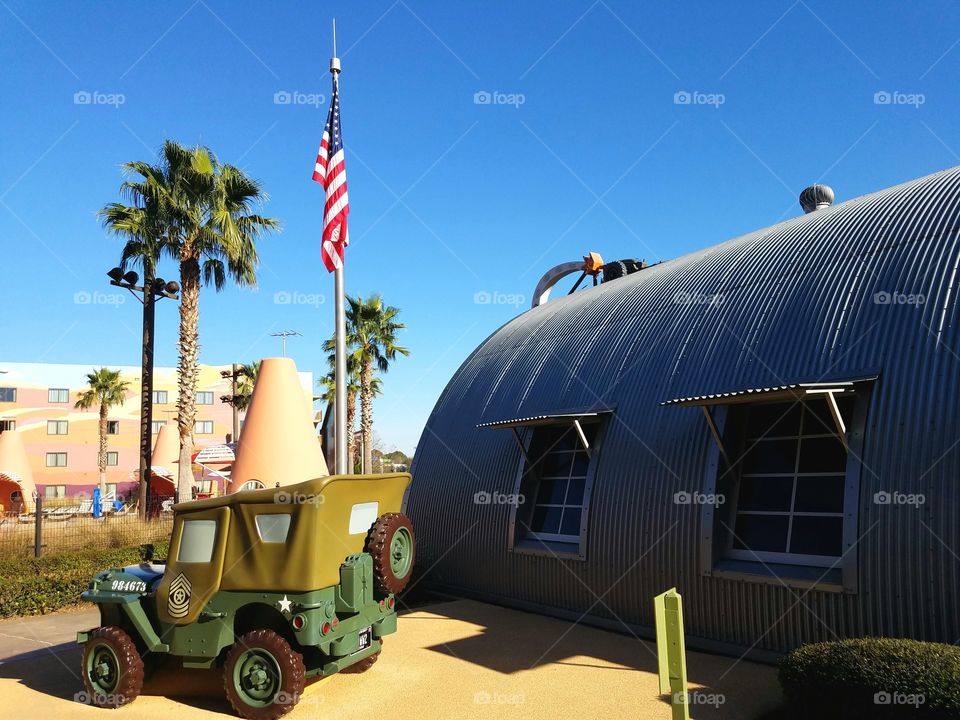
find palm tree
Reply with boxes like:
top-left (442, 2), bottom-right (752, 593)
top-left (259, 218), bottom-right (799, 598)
top-left (75, 369), bottom-right (130, 495)
top-left (318, 356), bottom-right (381, 473)
top-left (327, 295), bottom-right (408, 473)
top-left (102, 141), bottom-right (280, 502)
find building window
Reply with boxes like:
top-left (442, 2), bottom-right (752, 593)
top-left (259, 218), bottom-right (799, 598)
top-left (107, 420), bottom-right (120, 435)
top-left (106, 483), bottom-right (117, 496)
top-left (47, 420), bottom-right (69, 435)
top-left (194, 420), bottom-right (213, 434)
top-left (196, 391), bottom-right (214, 405)
top-left (152, 390), bottom-right (168, 404)
top-left (48, 388), bottom-right (69, 403)
top-left (45, 452), bottom-right (67, 467)
top-left (0, 388), bottom-right (15, 402)
top-left (151, 420), bottom-right (166, 434)
top-left (723, 397), bottom-right (854, 565)
top-left (0, 420), bottom-right (15, 432)
top-left (507, 418), bottom-right (605, 559)
top-left (45, 485), bottom-right (66, 498)
top-left (106, 451), bottom-right (119, 466)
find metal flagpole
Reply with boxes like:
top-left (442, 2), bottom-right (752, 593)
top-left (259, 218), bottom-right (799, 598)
top-left (331, 19), bottom-right (348, 475)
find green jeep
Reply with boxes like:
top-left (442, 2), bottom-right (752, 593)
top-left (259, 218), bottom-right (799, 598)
top-left (77, 473), bottom-right (415, 720)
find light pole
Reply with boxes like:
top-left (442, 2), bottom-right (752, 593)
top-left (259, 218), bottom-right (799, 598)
top-left (220, 364), bottom-right (241, 442)
top-left (107, 266), bottom-right (179, 518)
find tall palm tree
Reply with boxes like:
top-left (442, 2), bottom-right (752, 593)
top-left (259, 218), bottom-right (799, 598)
top-left (331, 295), bottom-right (408, 473)
top-left (102, 141), bottom-right (280, 502)
top-left (75, 368), bottom-right (130, 495)
top-left (318, 356), bottom-right (381, 473)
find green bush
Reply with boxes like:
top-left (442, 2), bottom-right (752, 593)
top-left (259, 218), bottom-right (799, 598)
top-left (779, 638), bottom-right (960, 719)
top-left (0, 543), bottom-right (168, 618)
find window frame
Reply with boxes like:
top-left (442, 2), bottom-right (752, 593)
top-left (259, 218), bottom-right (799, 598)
top-left (195, 391), bottom-right (214, 405)
top-left (45, 452), bottom-right (67, 467)
top-left (506, 417), bottom-right (608, 561)
top-left (151, 420), bottom-right (166, 434)
top-left (106, 420), bottom-right (120, 435)
top-left (45, 484), bottom-right (66, 498)
top-left (698, 385), bottom-right (872, 593)
top-left (152, 390), bottom-right (168, 404)
top-left (106, 451), bottom-right (119, 466)
top-left (47, 388), bottom-right (69, 403)
top-left (47, 419), bottom-right (69, 435)
top-left (194, 420), bottom-right (214, 435)
top-left (0, 419), bottom-right (15, 432)
top-left (0, 388), bottom-right (16, 402)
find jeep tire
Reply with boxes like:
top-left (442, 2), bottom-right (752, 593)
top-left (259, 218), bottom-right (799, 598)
top-left (223, 629), bottom-right (305, 720)
top-left (365, 512), bottom-right (416, 595)
top-left (81, 626), bottom-right (144, 707)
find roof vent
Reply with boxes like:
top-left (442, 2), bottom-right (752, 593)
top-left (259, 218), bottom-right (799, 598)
top-left (799, 184), bottom-right (835, 213)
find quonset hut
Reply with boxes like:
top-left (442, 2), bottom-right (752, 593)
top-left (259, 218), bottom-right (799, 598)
top-left (406, 166), bottom-right (960, 657)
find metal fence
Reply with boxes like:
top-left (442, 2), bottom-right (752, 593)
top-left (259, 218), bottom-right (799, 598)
top-left (0, 495), bottom-right (175, 559)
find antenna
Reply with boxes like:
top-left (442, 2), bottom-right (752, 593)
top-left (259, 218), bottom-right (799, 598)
top-left (270, 330), bottom-right (302, 357)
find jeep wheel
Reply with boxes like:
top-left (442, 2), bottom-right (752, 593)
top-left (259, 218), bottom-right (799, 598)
top-left (81, 626), bottom-right (144, 707)
top-left (223, 629), bottom-right (305, 720)
top-left (365, 512), bottom-right (416, 595)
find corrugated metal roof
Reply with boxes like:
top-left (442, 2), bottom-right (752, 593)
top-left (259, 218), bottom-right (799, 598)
top-left (407, 165), bottom-right (960, 655)
top-left (477, 408), bottom-right (613, 428)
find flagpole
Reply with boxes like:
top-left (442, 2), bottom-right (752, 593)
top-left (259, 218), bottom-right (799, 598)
top-left (331, 19), bottom-right (348, 475)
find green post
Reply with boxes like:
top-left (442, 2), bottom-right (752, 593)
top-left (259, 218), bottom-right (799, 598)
top-left (654, 587), bottom-right (689, 720)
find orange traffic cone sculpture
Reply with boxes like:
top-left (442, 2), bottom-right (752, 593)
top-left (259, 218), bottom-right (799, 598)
top-left (0, 430), bottom-right (36, 512)
top-left (228, 357), bottom-right (328, 492)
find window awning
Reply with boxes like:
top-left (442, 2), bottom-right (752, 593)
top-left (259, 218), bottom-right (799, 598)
top-left (476, 407), bottom-right (613, 429)
top-left (660, 376), bottom-right (877, 408)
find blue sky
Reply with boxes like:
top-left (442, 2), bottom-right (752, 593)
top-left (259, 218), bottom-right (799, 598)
top-left (1, 1), bottom-right (959, 454)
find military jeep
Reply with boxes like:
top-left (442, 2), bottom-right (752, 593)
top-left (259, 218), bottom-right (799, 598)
top-left (77, 473), bottom-right (415, 720)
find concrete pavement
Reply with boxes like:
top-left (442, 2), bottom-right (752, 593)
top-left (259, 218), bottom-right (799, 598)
top-left (0, 599), bottom-right (783, 719)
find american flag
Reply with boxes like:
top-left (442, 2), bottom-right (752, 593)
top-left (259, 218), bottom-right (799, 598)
top-left (312, 80), bottom-right (349, 272)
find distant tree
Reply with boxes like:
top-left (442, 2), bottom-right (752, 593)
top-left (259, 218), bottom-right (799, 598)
top-left (75, 368), bottom-right (130, 494)
top-left (229, 361), bottom-right (261, 412)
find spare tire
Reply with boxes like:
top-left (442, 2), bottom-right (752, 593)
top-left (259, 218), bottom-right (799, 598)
top-left (364, 513), bottom-right (416, 595)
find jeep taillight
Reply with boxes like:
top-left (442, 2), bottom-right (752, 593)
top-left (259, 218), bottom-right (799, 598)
top-left (291, 614), bottom-right (306, 631)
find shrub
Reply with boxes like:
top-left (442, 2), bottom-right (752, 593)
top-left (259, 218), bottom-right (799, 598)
top-left (0, 543), bottom-right (169, 618)
top-left (779, 638), bottom-right (960, 719)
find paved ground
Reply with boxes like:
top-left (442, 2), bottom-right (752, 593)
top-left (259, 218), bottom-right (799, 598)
top-left (0, 599), bottom-right (783, 719)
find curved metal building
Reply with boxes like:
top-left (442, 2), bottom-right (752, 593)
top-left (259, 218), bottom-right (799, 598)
top-left (407, 166), bottom-right (960, 657)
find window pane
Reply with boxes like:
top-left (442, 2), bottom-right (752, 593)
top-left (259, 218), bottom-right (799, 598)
top-left (732, 514), bottom-right (789, 553)
top-left (797, 436), bottom-right (846, 473)
top-left (794, 476), bottom-right (845, 513)
top-left (178, 519), bottom-right (217, 562)
top-left (539, 451), bottom-right (571, 478)
top-left (571, 451), bottom-right (589, 477)
top-left (536, 477), bottom-right (567, 505)
top-left (736, 476), bottom-right (793, 512)
top-left (745, 402), bottom-right (801, 438)
top-left (741, 438), bottom-right (797, 474)
top-left (566, 477), bottom-right (585, 506)
top-left (255, 514), bottom-right (292, 543)
top-left (560, 508), bottom-right (582, 536)
top-left (790, 516), bottom-right (843, 556)
top-left (530, 505), bottom-right (562, 534)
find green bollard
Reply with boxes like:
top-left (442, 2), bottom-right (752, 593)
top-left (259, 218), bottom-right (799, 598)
top-left (654, 587), bottom-right (689, 720)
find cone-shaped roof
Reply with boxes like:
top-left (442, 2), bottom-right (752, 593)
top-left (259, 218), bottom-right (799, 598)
top-left (152, 424), bottom-right (179, 467)
top-left (227, 357), bottom-right (328, 492)
top-left (0, 430), bottom-right (36, 512)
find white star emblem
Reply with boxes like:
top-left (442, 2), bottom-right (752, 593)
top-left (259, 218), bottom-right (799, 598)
top-left (277, 595), bottom-right (292, 613)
